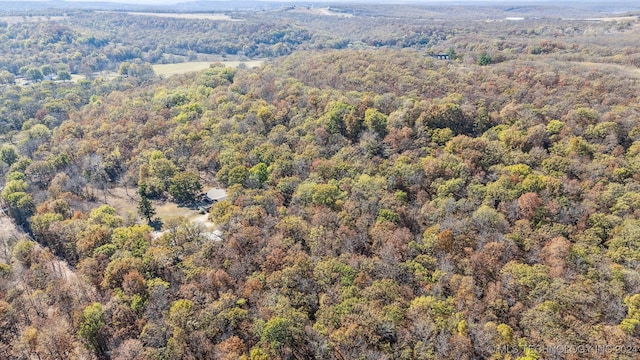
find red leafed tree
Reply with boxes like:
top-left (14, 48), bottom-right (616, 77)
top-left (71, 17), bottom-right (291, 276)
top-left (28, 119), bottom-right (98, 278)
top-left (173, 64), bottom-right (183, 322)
top-left (517, 192), bottom-right (542, 220)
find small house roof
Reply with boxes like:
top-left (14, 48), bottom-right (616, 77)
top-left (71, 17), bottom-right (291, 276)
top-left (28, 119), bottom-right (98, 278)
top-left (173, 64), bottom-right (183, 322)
top-left (206, 188), bottom-right (227, 201)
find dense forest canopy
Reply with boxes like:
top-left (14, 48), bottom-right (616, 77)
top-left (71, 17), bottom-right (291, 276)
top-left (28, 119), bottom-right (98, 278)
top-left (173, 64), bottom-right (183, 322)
top-left (1, 2), bottom-right (640, 360)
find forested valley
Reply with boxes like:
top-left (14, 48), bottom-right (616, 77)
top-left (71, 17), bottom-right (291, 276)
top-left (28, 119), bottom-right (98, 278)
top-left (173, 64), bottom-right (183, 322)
top-left (1, 2), bottom-right (640, 359)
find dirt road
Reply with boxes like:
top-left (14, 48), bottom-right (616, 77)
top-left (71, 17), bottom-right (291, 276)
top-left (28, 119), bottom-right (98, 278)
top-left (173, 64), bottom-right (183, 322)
top-left (0, 215), bottom-right (22, 263)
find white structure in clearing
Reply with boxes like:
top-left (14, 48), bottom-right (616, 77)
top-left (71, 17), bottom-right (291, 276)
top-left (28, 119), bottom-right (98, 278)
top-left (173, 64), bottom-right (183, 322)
top-left (205, 188), bottom-right (227, 202)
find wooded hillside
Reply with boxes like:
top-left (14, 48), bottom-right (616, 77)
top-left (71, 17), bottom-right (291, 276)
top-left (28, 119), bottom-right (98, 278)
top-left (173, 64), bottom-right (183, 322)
top-left (1, 3), bottom-right (640, 360)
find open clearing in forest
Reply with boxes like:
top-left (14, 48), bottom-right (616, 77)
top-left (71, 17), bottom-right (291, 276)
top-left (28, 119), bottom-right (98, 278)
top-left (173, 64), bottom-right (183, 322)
top-left (122, 12), bottom-right (243, 21)
top-left (64, 60), bottom-right (263, 83)
top-left (153, 60), bottom-right (264, 76)
top-left (96, 186), bottom-right (202, 222)
top-left (89, 186), bottom-right (217, 233)
top-left (286, 7), bottom-right (354, 18)
top-left (154, 62), bottom-right (213, 76)
top-left (599, 16), bottom-right (638, 22)
top-left (153, 200), bottom-right (205, 223)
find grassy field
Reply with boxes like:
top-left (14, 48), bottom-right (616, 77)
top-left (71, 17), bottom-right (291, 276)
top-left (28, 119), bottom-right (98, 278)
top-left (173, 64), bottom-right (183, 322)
top-left (600, 16), bottom-right (638, 22)
top-left (94, 187), bottom-right (202, 223)
top-left (63, 60), bottom-right (264, 83)
top-left (124, 12), bottom-right (243, 21)
top-left (153, 60), bottom-right (264, 76)
top-left (86, 186), bottom-right (219, 232)
top-left (287, 7), bottom-right (354, 18)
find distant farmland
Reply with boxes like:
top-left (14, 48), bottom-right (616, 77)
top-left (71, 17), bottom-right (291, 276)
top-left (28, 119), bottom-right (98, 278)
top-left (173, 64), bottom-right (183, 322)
top-left (124, 12), bottom-right (244, 21)
top-left (153, 61), bottom-right (264, 76)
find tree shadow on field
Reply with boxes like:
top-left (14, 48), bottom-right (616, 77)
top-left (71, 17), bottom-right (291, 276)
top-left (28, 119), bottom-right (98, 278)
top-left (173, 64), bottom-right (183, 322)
top-left (149, 217), bottom-right (164, 231)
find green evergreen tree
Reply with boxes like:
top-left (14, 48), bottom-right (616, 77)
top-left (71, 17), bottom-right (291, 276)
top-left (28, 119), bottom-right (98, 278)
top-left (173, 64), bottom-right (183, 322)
top-left (477, 53), bottom-right (492, 66)
top-left (137, 183), bottom-right (155, 223)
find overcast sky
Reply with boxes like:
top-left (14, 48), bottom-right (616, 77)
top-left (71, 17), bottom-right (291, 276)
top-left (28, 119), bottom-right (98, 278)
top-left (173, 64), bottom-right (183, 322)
top-left (0, 0), bottom-right (619, 4)
top-left (0, 0), bottom-right (572, 3)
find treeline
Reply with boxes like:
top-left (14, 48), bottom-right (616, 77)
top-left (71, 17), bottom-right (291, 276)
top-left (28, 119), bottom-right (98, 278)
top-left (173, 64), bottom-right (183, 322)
top-left (1, 8), bottom-right (638, 81)
top-left (0, 11), bottom-right (310, 76)
top-left (1, 45), bottom-right (640, 359)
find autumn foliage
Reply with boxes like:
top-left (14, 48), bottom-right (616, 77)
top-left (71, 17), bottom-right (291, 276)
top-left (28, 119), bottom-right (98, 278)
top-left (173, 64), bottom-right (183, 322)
top-left (1, 4), bottom-right (640, 360)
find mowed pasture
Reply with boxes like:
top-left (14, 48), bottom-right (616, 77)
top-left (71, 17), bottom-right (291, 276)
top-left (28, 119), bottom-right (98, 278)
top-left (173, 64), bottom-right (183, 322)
top-left (124, 12), bottom-right (243, 21)
top-left (600, 16), bottom-right (638, 22)
top-left (153, 60), bottom-right (264, 76)
top-left (63, 60), bottom-right (264, 83)
top-left (286, 7), bottom-right (354, 18)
